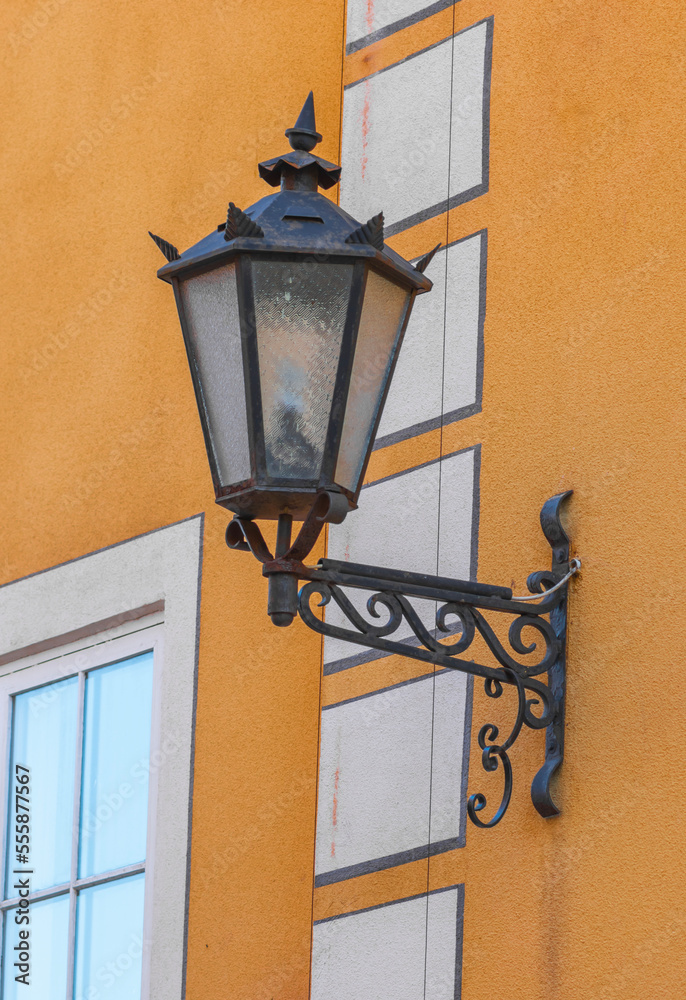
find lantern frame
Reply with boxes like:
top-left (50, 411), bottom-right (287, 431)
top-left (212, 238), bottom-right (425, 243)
top-left (156, 169), bottom-right (431, 521)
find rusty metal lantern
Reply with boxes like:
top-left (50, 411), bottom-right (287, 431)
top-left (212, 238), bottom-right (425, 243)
top-left (151, 96), bottom-right (579, 832)
top-left (151, 93), bottom-right (434, 526)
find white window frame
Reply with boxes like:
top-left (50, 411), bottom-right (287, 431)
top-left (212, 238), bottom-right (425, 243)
top-left (0, 515), bottom-right (203, 1000)
top-left (0, 621), bottom-right (164, 997)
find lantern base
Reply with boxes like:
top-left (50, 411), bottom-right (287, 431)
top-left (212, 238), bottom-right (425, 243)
top-left (216, 484), bottom-right (353, 523)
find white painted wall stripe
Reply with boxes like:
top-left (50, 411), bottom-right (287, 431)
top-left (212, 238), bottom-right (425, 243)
top-left (342, 39), bottom-right (453, 230)
top-left (341, 19), bottom-right (492, 235)
top-left (315, 670), bottom-right (468, 881)
top-left (312, 886), bottom-right (463, 1000)
top-left (377, 231), bottom-right (486, 447)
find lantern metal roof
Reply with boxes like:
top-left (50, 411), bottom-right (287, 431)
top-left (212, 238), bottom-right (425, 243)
top-left (153, 93), bottom-right (433, 294)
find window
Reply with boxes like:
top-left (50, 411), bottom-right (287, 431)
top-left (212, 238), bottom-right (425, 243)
top-left (0, 627), bottom-right (161, 1000)
top-left (0, 516), bottom-right (203, 1000)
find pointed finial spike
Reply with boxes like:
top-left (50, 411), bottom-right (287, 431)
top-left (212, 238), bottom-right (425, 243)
top-left (224, 203), bottom-right (264, 241)
top-left (149, 231), bottom-right (180, 262)
top-left (285, 92), bottom-right (323, 152)
top-left (294, 91), bottom-right (316, 134)
top-left (346, 212), bottom-right (385, 251)
top-left (415, 243), bottom-right (442, 273)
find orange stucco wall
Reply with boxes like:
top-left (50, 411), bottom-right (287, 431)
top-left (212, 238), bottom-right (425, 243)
top-left (2, 1), bottom-right (686, 999)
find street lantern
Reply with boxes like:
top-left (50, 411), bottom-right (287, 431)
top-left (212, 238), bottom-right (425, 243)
top-left (151, 93), bottom-right (433, 524)
top-left (151, 94), bottom-right (580, 830)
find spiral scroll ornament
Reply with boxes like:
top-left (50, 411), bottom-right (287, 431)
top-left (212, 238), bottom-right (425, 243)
top-left (297, 493), bottom-right (575, 827)
top-left (227, 491), bottom-right (576, 828)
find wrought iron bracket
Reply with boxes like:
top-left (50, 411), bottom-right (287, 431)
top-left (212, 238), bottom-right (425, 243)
top-left (226, 491), bottom-right (577, 828)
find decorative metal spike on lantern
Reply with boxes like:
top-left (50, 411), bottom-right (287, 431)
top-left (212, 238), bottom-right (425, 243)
top-left (151, 93), bottom-right (432, 522)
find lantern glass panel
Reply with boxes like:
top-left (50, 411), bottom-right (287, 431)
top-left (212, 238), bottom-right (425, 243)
top-left (335, 269), bottom-right (410, 493)
top-left (252, 259), bottom-right (354, 481)
top-left (178, 263), bottom-right (251, 488)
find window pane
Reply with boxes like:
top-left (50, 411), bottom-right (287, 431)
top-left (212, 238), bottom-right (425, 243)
top-left (74, 873), bottom-right (145, 1000)
top-left (335, 269), bottom-right (410, 494)
top-left (6, 677), bottom-right (78, 894)
top-left (79, 653), bottom-right (153, 878)
top-left (253, 259), bottom-right (353, 480)
top-left (178, 263), bottom-right (252, 488)
top-left (2, 893), bottom-right (69, 1000)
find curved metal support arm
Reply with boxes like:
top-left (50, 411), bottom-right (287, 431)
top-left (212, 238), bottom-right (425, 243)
top-left (226, 491), bottom-right (576, 829)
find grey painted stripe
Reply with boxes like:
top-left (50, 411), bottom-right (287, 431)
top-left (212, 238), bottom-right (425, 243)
top-left (314, 878), bottom-right (463, 921)
top-left (374, 402), bottom-right (480, 452)
top-left (454, 884), bottom-right (466, 1000)
top-left (408, 229), bottom-right (486, 267)
top-left (315, 837), bottom-right (463, 886)
top-left (481, 16), bottom-right (493, 201)
top-left (469, 443), bottom-right (482, 582)
top-left (180, 511), bottom-right (204, 1000)
top-left (323, 665), bottom-right (446, 710)
top-left (384, 182), bottom-right (488, 238)
top-left (323, 619), bottom-right (463, 676)
top-left (323, 639), bottom-right (394, 675)
top-left (474, 228), bottom-right (488, 415)
top-left (346, 0), bottom-right (460, 55)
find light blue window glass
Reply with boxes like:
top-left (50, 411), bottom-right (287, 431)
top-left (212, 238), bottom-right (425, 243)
top-left (79, 652), bottom-right (154, 878)
top-left (6, 677), bottom-right (78, 893)
top-left (74, 873), bottom-right (145, 1000)
top-left (1, 894), bottom-right (69, 1000)
top-left (1, 647), bottom-right (154, 1000)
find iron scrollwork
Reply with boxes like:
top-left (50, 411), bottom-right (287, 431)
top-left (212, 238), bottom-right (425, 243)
top-left (227, 491), bottom-right (576, 828)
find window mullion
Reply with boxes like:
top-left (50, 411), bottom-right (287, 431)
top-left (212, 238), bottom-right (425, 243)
top-left (65, 886), bottom-right (77, 1000)
top-left (74, 860), bottom-right (146, 892)
top-left (0, 882), bottom-right (70, 908)
top-left (66, 670), bottom-right (86, 1000)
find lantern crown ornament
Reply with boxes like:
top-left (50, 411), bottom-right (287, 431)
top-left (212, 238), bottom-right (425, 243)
top-left (152, 92), bottom-right (432, 523)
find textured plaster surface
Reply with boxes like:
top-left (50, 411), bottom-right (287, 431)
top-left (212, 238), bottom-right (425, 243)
top-left (2, 0), bottom-right (686, 998)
